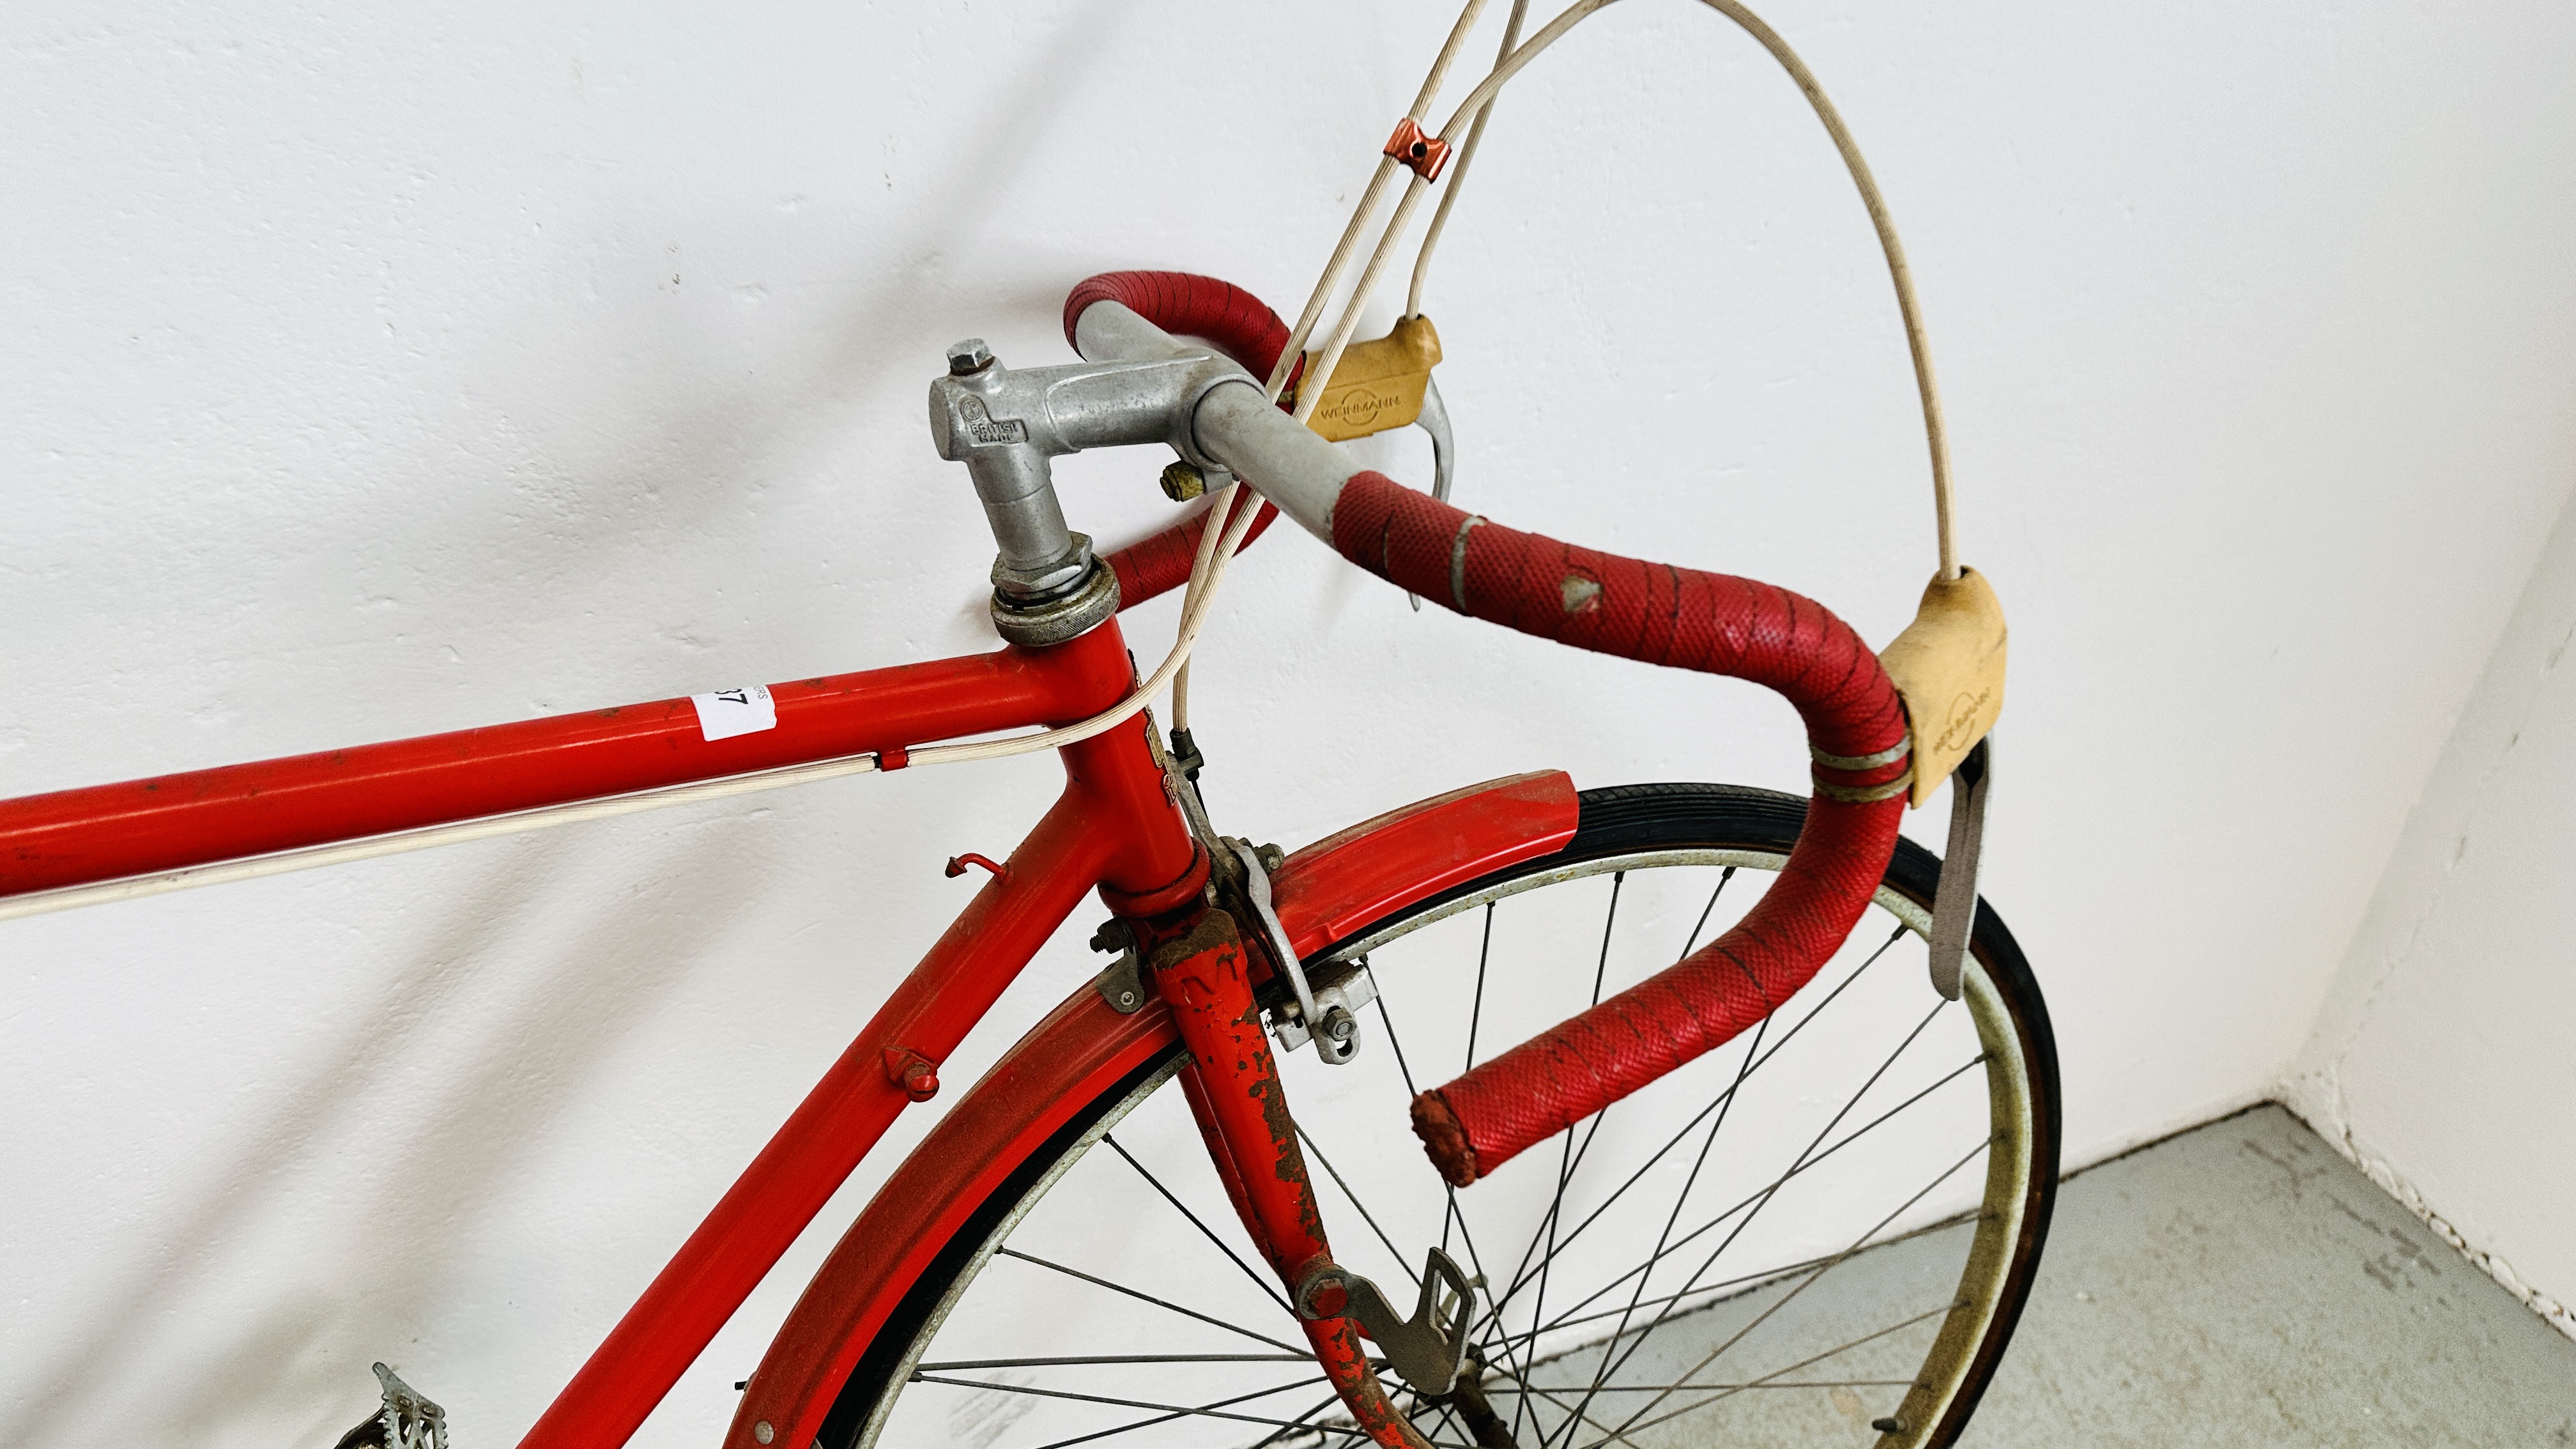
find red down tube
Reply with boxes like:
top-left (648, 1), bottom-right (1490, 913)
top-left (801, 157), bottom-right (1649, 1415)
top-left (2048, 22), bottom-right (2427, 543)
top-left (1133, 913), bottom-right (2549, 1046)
top-left (1061, 272), bottom-right (1301, 608)
top-left (1328, 470), bottom-right (1913, 1187)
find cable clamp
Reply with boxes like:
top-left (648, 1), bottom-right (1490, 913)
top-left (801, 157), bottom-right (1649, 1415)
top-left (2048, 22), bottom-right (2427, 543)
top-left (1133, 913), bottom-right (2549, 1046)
top-left (1383, 118), bottom-right (1452, 181)
top-left (1810, 735), bottom-right (1912, 772)
top-left (1813, 767), bottom-right (1913, 804)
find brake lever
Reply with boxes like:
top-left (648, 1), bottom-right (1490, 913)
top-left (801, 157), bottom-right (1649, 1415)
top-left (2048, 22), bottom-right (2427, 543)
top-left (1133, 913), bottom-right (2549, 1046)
top-left (1926, 736), bottom-right (1991, 1000)
top-left (1405, 376), bottom-right (1457, 611)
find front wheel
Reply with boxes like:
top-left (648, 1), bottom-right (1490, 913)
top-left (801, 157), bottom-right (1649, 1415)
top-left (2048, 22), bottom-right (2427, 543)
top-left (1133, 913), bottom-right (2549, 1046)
top-left (813, 783), bottom-right (2058, 1449)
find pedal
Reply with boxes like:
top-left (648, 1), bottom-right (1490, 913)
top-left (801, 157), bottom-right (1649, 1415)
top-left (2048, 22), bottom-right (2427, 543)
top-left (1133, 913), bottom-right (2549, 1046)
top-left (1295, 1248), bottom-right (1475, 1395)
top-left (330, 1363), bottom-right (447, 1449)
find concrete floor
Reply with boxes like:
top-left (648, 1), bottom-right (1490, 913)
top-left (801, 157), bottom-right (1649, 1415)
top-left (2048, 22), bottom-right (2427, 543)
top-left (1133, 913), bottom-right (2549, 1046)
top-left (1492, 1105), bottom-right (2576, 1447)
top-left (1959, 1105), bottom-right (2576, 1446)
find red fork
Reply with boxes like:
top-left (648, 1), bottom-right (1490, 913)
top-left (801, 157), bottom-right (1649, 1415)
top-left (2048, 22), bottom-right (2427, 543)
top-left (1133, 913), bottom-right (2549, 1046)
top-left (1146, 908), bottom-right (1429, 1449)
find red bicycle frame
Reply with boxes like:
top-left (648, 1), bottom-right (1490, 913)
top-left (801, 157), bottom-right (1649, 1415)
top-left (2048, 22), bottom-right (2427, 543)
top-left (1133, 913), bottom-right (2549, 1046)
top-left (0, 613), bottom-right (1580, 1449)
top-left (1, 265), bottom-right (1912, 1449)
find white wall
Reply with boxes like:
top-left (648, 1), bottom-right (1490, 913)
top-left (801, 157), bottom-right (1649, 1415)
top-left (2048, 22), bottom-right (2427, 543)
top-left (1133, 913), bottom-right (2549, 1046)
top-left (4, 1), bottom-right (2573, 1445)
top-left (2282, 487), bottom-right (2576, 1341)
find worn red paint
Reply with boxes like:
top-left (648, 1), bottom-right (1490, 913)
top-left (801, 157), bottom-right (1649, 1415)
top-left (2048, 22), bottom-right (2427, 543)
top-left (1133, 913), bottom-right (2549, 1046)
top-left (1146, 909), bottom-right (1423, 1449)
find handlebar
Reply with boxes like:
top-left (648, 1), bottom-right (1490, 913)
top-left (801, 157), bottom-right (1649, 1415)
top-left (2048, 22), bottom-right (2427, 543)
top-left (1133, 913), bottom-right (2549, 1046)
top-left (1069, 271), bottom-right (1915, 1188)
top-left (1056, 273), bottom-right (1294, 610)
top-left (1064, 288), bottom-right (1354, 558)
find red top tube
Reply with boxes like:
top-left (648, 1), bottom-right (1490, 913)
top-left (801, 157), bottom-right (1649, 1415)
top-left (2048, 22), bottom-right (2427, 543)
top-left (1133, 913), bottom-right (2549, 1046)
top-left (0, 630), bottom-right (1137, 902)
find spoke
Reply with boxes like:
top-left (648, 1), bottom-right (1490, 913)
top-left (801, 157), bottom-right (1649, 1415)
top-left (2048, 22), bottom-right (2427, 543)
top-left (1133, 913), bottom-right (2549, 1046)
top-left (1465, 901), bottom-right (1496, 1075)
top-left (1746, 923), bottom-right (1910, 1077)
top-left (1384, 1382), bottom-right (1466, 1449)
top-left (932, 1372), bottom-right (1342, 1449)
top-left (1577, 1300), bottom-right (1961, 1446)
top-left (1522, 1380), bottom-right (1917, 1393)
top-left (1545, 1036), bottom-right (1988, 1361)
top-left (1677, 867), bottom-right (1735, 957)
top-left (1487, 923), bottom-right (1911, 1317)
top-left (1443, 1185), bottom-right (1510, 1381)
top-left (1464, 1227), bottom-right (1537, 1433)
top-left (1479, 1363), bottom-right (1648, 1449)
top-left (1492, 1094), bottom-right (1617, 1342)
top-left (1487, 1081), bottom-right (1736, 1321)
top-left (1510, 871), bottom-right (1622, 1445)
top-left (1298, 1121), bottom-right (1420, 1289)
top-left (1372, 974), bottom-right (1468, 1298)
top-left (1592, 873), bottom-right (1624, 999)
top-left (1376, 990), bottom-right (1422, 1100)
top-left (911, 1372), bottom-right (1325, 1418)
top-left (1542, 854), bottom-right (1738, 1427)
top-left (1558, 993), bottom-right (1772, 1443)
top-left (1551, 1108), bottom-right (1614, 1223)
top-left (1448, 901), bottom-right (1498, 1261)
top-left (1512, 1126), bottom-right (1582, 1446)
top-left (1496, 1256), bottom-right (1844, 1351)
top-left (1590, 1144), bottom-right (1988, 1445)
top-left (1811, 1052), bottom-right (1989, 1160)
top-left (1243, 1392), bottom-right (1350, 1449)
top-left (1502, 1237), bottom-right (1915, 1348)
top-left (919, 1354), bottom-right (1312, 1370)
top-left (1520, 1047), bottom-right (1988, 1341)
top-left (1583, 997), bottom-right (1954, 1396)
top-left (994, 1248), bottom-right (1305, 1353)
top-left (1105, 1134), bottom-right (1294, 1317)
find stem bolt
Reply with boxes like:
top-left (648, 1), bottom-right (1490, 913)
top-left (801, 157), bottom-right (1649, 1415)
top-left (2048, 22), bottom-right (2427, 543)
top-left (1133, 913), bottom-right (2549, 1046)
top-left (946, 337), bottom-right (994, 375)
top-left (1160, 459), bottom-right (1206, 502)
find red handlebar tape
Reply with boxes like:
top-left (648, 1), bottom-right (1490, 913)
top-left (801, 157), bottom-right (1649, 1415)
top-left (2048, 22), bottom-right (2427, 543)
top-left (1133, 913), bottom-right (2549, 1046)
top-left (1330, 471), bottom-right (1912, 1186)
top-left (1062, 272), bottom-right (1910, 1190)
top-left (1062, 272), bottom-right (1303, 608)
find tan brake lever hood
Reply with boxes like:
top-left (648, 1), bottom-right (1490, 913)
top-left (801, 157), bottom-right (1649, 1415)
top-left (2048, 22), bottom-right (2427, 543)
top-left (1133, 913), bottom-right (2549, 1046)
top-left (1297, 314), bottom-right (1443, 443)
top-left (1878, 566), bottom-right (2007, 806)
